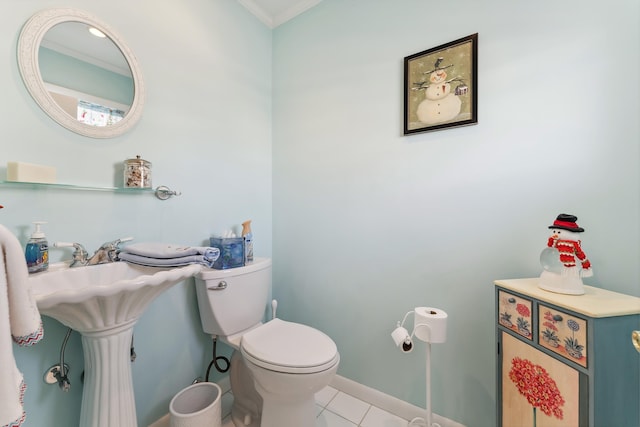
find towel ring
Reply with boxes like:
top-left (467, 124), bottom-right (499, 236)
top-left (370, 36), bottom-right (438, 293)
top-left (155, 186), bottom-right (182, 200)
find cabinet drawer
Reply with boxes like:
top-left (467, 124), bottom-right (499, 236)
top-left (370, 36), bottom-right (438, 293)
top-left (538, 304), bottom-right (588, 368)
top-left (498, 290), bottom-right (533, 340)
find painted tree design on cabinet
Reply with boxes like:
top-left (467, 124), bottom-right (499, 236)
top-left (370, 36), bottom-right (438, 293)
top-left (495, 279), bottom-right (640, 427)
top-left (509, 356), bottom-right (565, 423)
top-left (502, 332), bottom-right (578, 426)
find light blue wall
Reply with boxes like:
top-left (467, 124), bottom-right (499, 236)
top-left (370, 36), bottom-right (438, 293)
top-left (2, 0), bottom-right (638, 426)
top-left (2, 0), bottom-right (271, 425)
top-left (272, 0), bottom-right (639, 426)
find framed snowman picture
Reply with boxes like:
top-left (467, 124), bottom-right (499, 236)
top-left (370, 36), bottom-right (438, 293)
top-left (404, 33), bottom-right (478, 135)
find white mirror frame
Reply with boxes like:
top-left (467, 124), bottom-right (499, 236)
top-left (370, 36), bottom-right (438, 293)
top-left (17, 8), bottom-right (145, 139)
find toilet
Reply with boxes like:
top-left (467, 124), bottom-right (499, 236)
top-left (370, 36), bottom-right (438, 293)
top-left (194, 258), bottom-right (339, 427)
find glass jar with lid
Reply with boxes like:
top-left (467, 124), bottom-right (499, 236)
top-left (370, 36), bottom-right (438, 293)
top-left (124, 155), bottom-right (152, 188)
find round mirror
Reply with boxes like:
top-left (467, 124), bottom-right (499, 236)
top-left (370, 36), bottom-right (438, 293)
top-left (17, 8), bottom-right (144, 138)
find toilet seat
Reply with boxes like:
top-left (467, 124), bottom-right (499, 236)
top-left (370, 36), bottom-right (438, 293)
top-left (240, 318), bottom-right (339, 374)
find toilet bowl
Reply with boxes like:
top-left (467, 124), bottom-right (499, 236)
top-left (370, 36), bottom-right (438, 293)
top-left (194, 258), bottom-right (339, 427)
top-left (239, 318), bottom-right (339, 427)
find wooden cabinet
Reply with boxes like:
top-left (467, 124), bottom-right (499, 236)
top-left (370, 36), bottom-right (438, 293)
top-left (495, 279), bottom-right (640, 427)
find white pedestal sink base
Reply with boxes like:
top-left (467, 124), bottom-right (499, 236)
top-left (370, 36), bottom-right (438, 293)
top-left (80, 320), bottom-right (138, 427)
top-left (30, 262), bottom-right (203, 427)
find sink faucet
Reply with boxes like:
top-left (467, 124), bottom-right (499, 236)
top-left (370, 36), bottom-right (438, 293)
top-left (53, 237), bottom-right (133, 267)
top-left (88, 237), bottom-right (133, 265)
top-left (52, 242), bottom-right (89, 267)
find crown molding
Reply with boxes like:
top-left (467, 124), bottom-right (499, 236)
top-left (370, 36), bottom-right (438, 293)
top-left (238, 0), bottom-right (322, 29)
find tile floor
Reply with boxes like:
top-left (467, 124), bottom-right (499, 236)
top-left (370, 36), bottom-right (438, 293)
top-left (220, 385), bottom-right (411, 427)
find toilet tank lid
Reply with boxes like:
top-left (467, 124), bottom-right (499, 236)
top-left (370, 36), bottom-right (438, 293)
top-left (197, 257), bottom-right (271, 280)
top-left (241, 318), bottom-right (338, 369)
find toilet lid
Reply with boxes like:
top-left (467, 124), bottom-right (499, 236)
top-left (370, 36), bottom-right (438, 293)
top-left (240, 318), bottom-right (339, 374)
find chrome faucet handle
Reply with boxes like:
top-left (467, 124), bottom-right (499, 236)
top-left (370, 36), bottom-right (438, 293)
top-left (53, 242), bottom-right (88, 267)
top-left (100, 236), bottom-right (133, 250)
top-left (115, 236), bottom-right (134, 246)
top-left (109, 237), bottom-right (133, 260)
top-left (93, 237), bottom-right (134, 263)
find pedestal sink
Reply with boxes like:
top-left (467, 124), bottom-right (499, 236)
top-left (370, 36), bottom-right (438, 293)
top-left (29, 261), bottom-right (202, 427)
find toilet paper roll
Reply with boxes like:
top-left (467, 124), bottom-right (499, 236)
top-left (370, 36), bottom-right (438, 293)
top-left (413, 307), bottom-right (447, 343)
top-left (391, 326), bottom-right (414, 352)
top-left (391, 326), bottom-right (410, 347)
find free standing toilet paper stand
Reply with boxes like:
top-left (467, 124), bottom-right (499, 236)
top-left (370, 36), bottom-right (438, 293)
top-left (391, 307), bottom-right (448, 427)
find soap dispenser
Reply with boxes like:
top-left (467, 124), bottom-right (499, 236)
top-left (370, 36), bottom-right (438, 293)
top-left (25, 221), bottom-right (49, 273)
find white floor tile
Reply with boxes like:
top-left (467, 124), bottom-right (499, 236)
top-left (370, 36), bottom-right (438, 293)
top-left (325, 392), bottom-right (371, 425)
top-left (315, 385), bottom-right (339, 407)
top-left (317, 409), bottom-right (358, 427)
top-left (188, 380), bottom-right (414, 427)
top-left (360, 405), bottom-right (409, 427)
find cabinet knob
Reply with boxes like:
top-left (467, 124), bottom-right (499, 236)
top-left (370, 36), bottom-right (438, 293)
top-left (632, 331), bottom-right (640, 354)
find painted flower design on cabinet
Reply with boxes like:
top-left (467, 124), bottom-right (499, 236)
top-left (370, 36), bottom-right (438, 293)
top-left (516, 303), bottom-right (531, 337)
top-left (498, 291), bottom-right (533, 340)
top-left (541, 310), bottom-right (562, 348)
top-left (564, 319), bottom-right (584, 359)
top-left (500, 311), bottom-right (513, 328)
top-left (509, 357), bottom-right (565, 426)
top-left (538, 305), bottom-right (588, 367)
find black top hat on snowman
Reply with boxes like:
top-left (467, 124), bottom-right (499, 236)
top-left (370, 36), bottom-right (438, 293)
top-left (548, 214), bottom-right (584, 232)
top-left (423, 57), bottom-right (454, 75)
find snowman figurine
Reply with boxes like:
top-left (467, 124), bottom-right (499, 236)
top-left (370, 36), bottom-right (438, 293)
top-left (415, 57), bottom-right (462, 125)
top-left (538, 214), bottom-right (592, 295)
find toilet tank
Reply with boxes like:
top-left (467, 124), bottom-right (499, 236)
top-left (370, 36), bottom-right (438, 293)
top-left (195, 257), bottom-right (272, 337)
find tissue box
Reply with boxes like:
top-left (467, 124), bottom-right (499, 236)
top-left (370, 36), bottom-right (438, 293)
top-left (209, 237), bottom-right (245, 269)
top-left (7, 161), bottom-right (57, 184)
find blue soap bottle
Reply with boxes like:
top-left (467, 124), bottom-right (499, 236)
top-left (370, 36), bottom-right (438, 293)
top-left (25, 221), bottom-right (49, 274)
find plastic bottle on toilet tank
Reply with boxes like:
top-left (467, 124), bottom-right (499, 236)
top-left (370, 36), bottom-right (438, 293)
top-left (242, 220), bottom-right (253, 262)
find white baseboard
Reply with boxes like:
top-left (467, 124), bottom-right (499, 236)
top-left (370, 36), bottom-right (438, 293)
top-left (148, 414), bottom-right (169, 427)
top-left (330, 375), bottom-right (465, 427)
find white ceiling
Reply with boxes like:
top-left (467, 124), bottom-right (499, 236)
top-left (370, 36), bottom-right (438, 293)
top-left (237, 0), bottom-right (322, 28)
top-left (41, 21), bottom-right (131, 77)
top-left (40, 1), bottom-right (322, 73)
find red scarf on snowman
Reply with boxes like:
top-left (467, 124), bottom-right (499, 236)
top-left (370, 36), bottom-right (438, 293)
top-left (547, 237), bottom-right (591, 269)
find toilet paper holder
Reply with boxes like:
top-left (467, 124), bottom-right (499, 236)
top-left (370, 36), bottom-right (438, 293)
top-left (391, 307), bottom-right (447, 353)
top-left (391, 307), bottom-right (447, 427)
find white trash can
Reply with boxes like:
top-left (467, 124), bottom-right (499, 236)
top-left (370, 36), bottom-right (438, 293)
top-left (169, 382), bottom-right (222, 427)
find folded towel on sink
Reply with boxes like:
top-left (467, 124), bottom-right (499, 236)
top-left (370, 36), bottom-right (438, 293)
top-left (0, 224), bottom-right (44, 427)
top-left (118, 243), bottom-right (220, 268)
top-left (120, 243), bottom-right (219, 259)
top-left (118, 252), bottom-right (220, 268)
